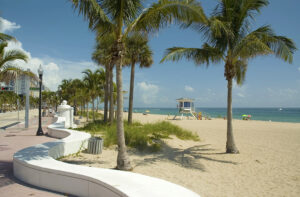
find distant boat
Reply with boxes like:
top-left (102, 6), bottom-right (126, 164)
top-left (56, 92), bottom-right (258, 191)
top-left (279, 108), bottom-right (283, 111)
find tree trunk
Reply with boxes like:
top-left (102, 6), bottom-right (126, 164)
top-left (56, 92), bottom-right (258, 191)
top-left (86, 102), bottom-right (89, 122)
top-left (96, 97), bottom-right (99, 113)
top-left (104, 66), bottom-right (109, 122)
top-left (83, 101), bottom-right (85, 115)
top-left (226, 78), bottom-right (239, 153)
top-left (92, 97), bottom-right (95, 122)
top-left (74, 99), bottom-right (77, 116)
top-left (115, 41), bottom-right (132, 171)
top-left (128, 62), bottom-right (135, 124)
top-left (109, 65), bottom-right (114, 124)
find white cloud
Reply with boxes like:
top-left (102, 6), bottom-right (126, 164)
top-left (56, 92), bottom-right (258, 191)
top-left (137, 82), bottom-right (159, 104)
top-left (233, 82), bottom-right (247, 98)
top-left (44, 62), bottom-right (59, 71)
top-left (184, 85), bottom-right (194, 92)
top-left (0, 17), bottom-right (21, 33)
top-left (4, 40), bottom-right (96, 91)
top-left (237, 93), bottom-right (245, 98)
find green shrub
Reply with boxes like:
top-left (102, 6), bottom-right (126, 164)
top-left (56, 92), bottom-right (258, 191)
top-left (77, 121), bottom-right (199, 152)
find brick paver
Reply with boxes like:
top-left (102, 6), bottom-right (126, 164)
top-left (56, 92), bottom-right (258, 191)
top-left (0, 116), bottom-right (67, 197)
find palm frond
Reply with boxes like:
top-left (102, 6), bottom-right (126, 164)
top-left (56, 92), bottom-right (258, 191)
top-left (0, 49), bottom-right (28, 68)
top-left (128, 0), bottom-right (207, 35)
top-left (0, 42), bottom-right (8, 57)
top-left (0, 33), bottom-right (16, 42)
top-left (235, 25), bottom-right (297, 63)
top-left (0, 65), bottom-right (37, 83)
top-left (233, 59), bottom-right (248, 85)
top-left (70, 0), bottom-right (114, 33)
top-left (125, 32), bottom-right (153, 68)
top-left (161, 44), bottom-right (223, 65)
top-left (101, 0), bottom-right (143, 25)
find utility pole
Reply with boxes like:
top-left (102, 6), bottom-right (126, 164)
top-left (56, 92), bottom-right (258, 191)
top-left (25, 69), bottom-right (30, 128)
top-left (16, 72), bottom-right (20, 122)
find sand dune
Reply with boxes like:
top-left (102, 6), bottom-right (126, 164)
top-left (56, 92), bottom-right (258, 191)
top-left (63, 113), bottom-right (300, 197)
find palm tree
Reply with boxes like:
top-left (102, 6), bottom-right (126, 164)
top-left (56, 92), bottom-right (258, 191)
top-left (59, 79), bottom-right (73, 102)
top-left (71, 0), bottom-right (206, 170)
top-left (126, 33), bottom-right (153, 124)
top-left (161, 0), bottom-right (296, 153)
top-left (82, 68), bottom-right (105, 122)
top-left (92, 33), bottom-right (115, 122)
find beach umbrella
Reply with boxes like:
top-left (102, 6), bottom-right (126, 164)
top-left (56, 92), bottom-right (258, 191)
top-left (242, 114), bottom-right (247, 117)
top-left (145, 110), bottom-right (150, 113)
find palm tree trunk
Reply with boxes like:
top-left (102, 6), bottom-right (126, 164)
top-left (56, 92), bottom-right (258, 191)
top-left (83, 101), bottom-right (85, 115)
top-left (128, 62), bottom-right (135, 124)
top-left (109, 65), bottom-right (114, 124)
top-left (86, 102), bottom-right (89, 122)
top-left (92, 97), bottom-right (95, 122)
top-left (96, 97), bottom-right (99, 113)
top-left (226, 78), bottom-right (239, 153)
top-left (115, 41), bottom-right (132, 171)
top-left (104, 66), bottom-right (109, 122)
top-left (74, 99), bottom-right (77, 116)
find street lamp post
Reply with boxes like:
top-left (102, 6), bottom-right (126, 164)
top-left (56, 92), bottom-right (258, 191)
top-left (36, 65), bottom-right (44, 136)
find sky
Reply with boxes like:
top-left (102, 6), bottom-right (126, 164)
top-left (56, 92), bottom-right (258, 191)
top-left (1, 0), bottom-right (300, 108)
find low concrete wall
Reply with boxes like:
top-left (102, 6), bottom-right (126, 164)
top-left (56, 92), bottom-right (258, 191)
top-left (13, 117), bottom-right (200, 197)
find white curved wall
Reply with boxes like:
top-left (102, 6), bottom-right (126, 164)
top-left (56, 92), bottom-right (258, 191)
top-left (13, 117), bottom-right (200, 197)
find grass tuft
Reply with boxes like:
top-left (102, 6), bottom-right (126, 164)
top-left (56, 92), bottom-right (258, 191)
top-left (77, 120), bottom-right (199, 152)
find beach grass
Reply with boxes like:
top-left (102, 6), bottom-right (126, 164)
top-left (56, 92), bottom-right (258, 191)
top-left (77, 120), bottom-right (199, 152)
top-left (77, 111), bottom-right (103, 120)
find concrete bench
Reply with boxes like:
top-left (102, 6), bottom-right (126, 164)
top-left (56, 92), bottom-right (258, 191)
top-left (13, 117), bottom-right (200, 197)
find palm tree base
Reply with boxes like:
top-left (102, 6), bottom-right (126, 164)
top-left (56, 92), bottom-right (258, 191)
top-left (117, 155), bottom-right (133, 171)
top-left (226, 148), bottom-right (240, 154)
top-left (116, 166), bottom-right (133, 171)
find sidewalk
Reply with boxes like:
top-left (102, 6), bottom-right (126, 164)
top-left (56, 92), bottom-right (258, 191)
top-left (0, 116), bottom-right (66, 197)
top-left (0, 109), bottom-right (38, 128)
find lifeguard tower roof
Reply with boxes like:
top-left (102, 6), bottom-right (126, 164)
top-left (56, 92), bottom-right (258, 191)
top-left (176, 98), bottom-right (194, 102)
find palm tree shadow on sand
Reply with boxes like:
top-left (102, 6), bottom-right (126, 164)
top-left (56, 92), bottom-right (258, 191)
top-left (131, 143), bottom-right (238, 172)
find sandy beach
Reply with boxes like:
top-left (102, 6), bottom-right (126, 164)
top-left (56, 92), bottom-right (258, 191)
top-left (62, 112), bottom-right (300, 197)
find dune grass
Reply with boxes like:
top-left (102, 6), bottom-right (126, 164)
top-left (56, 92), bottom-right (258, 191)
top-left (77, 121), bottom-right (199, 152)
top-left (77, 111), bottom-right (103, 120)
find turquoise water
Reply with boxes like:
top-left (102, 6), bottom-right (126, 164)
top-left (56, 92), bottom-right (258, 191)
top-left (127, 107), bottom-right (300, 123)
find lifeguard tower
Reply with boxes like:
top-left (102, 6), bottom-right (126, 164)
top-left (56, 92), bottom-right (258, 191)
top-left (173, 98), bottom-right (196, 120)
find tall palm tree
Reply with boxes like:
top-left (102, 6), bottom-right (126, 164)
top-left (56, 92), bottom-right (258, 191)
top-left (92, 33), bottom-right (115, 122)
top-left (161, 0), bottom-right (296, 153)
top-left (126, 33), bottom-right (153, 124)
top-left (71, 0), bottom-right (206, 170)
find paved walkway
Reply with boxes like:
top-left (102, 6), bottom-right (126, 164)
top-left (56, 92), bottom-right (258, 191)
top-left (0, 109), bottom-right (38, 128)
top-left (0, 116), bottom-right (67, 197)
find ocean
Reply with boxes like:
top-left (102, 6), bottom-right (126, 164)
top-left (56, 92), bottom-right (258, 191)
top-left (127, 107), bottom-right (300, 123)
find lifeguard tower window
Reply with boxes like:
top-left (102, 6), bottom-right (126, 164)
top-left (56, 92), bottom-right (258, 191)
top-left (184, 102), bottom-right (190, 108)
